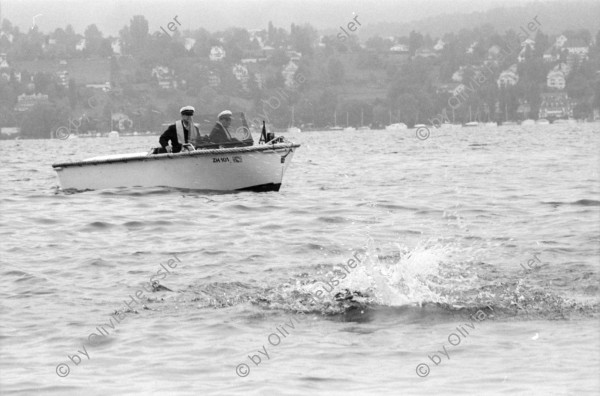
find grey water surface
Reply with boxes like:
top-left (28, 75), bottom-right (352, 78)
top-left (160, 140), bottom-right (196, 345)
top-left (0, 125), bottom-right (599, 395)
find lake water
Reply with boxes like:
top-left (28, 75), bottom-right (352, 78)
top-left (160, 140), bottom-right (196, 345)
top-left (1, 124), bottom-right (599, 395)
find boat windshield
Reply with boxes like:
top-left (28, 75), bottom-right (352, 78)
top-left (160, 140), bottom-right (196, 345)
top-left (193, 112), bottom-right (254, 149)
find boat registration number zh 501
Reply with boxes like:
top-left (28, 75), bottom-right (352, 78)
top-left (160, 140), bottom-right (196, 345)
top-left (213, 156), bottom-right (242, 163)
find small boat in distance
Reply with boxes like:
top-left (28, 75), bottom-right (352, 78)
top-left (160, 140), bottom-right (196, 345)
top-left (536, 119), bottom-right (550, 125)
top-left (553, 118), bottom-right (574, 125)
top-left (385, 123), bottom-right (407, 130)
top-left (521, 119), bottom-right (535, 126)
top-left (108, 131), bottom-right (119, 138)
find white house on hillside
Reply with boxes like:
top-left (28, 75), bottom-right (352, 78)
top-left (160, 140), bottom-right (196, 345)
top-left (554, 34), bottom-right (568, 48)
top-left (282, 61), bottom-right (299, 88)
top-left (497, 64), bottom-right (519, 88)
top-left (547, 69), bottom-right (566, 90)
top-left (210, 46), bottom-right (226, 61)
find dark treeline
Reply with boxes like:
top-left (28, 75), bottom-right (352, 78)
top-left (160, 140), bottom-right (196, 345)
top-left (0, 16), bottom-right (599, 138)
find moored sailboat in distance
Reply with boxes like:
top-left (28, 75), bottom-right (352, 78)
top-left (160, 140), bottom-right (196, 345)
top-left (484, 107), bottom-right (497, 127)
top-left (343, 112), bottom-right (356, 132)
top-left (501, 103), bottom-right (517, 126)
top-left (385, 109), bottom-right (407, 130)
top-left (286, 106), bottom-right (301, 133)
top-left (464, 106), bottom-right (479, 127)
top-left (357, 108), bottom-right (370, 130)
top-left (329, 111), bottom-right (343, 130)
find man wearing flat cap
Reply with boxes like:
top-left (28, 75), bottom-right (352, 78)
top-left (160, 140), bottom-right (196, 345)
top-left (159, 106), bottom-right (201, 153)
top-left (208, 110), bottom-right (240, 145)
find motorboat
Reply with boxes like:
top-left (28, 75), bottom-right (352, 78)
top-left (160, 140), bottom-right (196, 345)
top-left (536, 119), bottom-right (550, 125)
top-left (108, 131), bottom-right (119, 138)
top-left (521, 119), bottom-right (535, 126)
top-left (52, 114), bottom-right (300, 192)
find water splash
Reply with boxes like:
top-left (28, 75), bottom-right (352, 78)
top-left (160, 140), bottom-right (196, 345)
top-left (141, 240), bottom-right (598, 321)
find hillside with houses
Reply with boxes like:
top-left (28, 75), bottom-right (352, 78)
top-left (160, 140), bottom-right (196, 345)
top-left (0, 14), bottom-right (599, 138)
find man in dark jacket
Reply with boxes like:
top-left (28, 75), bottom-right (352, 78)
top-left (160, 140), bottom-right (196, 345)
top-left (159, 106), bottom-right (202, 153)
top-left (208, 110), bottom-right (237, 145)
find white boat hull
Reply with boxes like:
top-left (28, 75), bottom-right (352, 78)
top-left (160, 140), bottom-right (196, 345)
top-left (52, 143), bottom-right (300, 192)
top-left (385, 123), bottom-right (407, 130)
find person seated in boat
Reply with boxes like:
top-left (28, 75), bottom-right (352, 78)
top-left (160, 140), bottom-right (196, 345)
top-left (158, 106), bottom-right (204, 153)
top-left (208, 110), bottom-right (245, 146)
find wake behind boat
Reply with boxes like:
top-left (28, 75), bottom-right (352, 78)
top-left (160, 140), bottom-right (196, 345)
top-left (52, 113), bottom-right (300, 192)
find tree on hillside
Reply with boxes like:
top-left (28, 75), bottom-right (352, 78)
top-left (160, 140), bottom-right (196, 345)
top-left (192, 28), bottom-right (213, 58)
top-left (84, 24), bottom-right (103, 57)
top-left (290, 23), bottom-right (317, 56)
top-left (327, 58), bottom-right (345, 86)
top-left (394, 93), bottom-right (419, 125)
top-left (68, 78), bottom-right (77, 109)
top-left (365, 36), bottom-right (393, 52)
top-left (534, 30), bottom-right (550, 58)
top-left (129, 15), bottom-right (149, 55)
top-left (20, 102), bottom-right (70, 138)
top-left (408, 30), bottom-right (424, 56)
